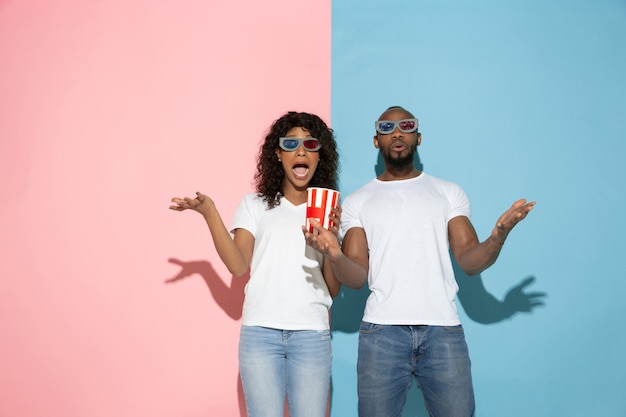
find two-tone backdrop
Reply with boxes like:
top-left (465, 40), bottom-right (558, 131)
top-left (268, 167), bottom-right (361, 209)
top-left (1, 1), bottom-right (624, 416)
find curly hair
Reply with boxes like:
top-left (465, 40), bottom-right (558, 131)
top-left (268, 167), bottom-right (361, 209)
top-left (254, 111), bottom-right (339, 209)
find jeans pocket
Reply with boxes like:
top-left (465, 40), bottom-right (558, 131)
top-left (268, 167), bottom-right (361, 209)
top-left (318, 329), bottom-right (331, 340)
top-left (442, 325), bottom-right (464, 333)
top-left (359, 321), bottom-right (385, 335)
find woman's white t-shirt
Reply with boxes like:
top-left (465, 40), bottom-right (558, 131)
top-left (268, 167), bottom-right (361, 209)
top-left (231, 193), bottom-right (332, 330)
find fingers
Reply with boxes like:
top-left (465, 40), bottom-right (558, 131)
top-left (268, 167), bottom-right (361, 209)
top-left (303, 219), bottom-right (340, 253)
top-left (169, 197), bottom-right (194, 210)
top-left (307, 217), bottom-right (324, 230)
top-left (511, 198), bottom-right (527, 208)
top-left (169, 192), bottom-right (209, 211)
top-left (499, 199), bottom-right (536, 227)
top-left (195, 191), bottom-right (206, 203)
top-left (330, 205), bottom-right (342, 222)
top-left (513, 201), bottom-right (535, 222)
top-left (308, 216), bottom-right (340, 231)
top-left (512, 199), bottom-right (536, 214)
top-left (306, 218), bottom-right (340, 237)
top-left (305, 218), bottom-right (324, 239)
top-left (169, 197), bottom-right (186, 211)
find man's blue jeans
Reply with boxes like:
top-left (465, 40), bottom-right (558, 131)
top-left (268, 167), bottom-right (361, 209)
top-left (357, 322), bottom-right (475, 417)
top-left (238, 325), bottom-right (332, 417)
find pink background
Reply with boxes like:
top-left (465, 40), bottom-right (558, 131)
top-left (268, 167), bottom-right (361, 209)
top-left (0, 1), bottom-right (330, 416)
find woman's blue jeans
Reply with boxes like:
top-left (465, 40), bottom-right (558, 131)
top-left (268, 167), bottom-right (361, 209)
top-left (357, 322), bottom-right (475, 417)
top-left (238, 325), bottom-right (332, 417)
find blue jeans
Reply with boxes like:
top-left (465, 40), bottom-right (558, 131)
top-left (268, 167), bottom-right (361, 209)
top-left (238, 326), bottom-right (332, 417)
top-left (358, 322), bottom-right (475, 417)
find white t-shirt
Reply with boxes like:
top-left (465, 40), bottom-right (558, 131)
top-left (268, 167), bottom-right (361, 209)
top-left (341, 173), bottom-right (471, 326)
top-left (231, 193), bottom-right (332, 330)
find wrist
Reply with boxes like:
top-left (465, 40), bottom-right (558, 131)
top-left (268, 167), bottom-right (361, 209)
top-left (488, 234), bottom-right (506, 246)
top-left (326, 247), bottom-right (344, 263)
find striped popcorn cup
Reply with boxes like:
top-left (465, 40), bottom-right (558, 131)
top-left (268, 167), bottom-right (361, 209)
top-left (306, 187), bottom-right (340, 234)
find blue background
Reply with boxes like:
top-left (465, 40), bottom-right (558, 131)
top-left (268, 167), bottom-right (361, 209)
top-left (330, 1), bottom-right (626, 416)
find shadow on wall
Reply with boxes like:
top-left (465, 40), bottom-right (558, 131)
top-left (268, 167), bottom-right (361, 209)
top-left (165, 258), bottom-right (249, 417)
top-left (453, 259), bottom-right (547, 324)
top-left (164, 259), bottom-right (330, 417)
top-left (329, 268), bottom-right (547, 331)
top-left (165, 258), bottom-right (248, 319)
top-left (330, 262), bottom-right (546, 417)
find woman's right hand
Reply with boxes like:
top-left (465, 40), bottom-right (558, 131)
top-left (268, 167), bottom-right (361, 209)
top-left (169, 191), bottom-right (215, 215)
top-left (329, 204), bottom-right (342, 237)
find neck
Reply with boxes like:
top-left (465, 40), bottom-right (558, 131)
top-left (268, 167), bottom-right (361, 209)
top-left (378, 166), bottom-right (421, 181)
top-left (282, 183), bottom-right (308, 205)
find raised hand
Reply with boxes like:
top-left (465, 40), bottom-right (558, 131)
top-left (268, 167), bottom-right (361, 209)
top-left (492, 199), bottom-right (536, 243)
top-left (169, 191), bottom-right (215, 215)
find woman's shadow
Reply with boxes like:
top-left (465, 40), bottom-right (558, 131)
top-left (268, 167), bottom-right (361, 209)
top-left (165, 259), bottom-right (326, 417)
top-left (165, 258), bottom-right (249, 417)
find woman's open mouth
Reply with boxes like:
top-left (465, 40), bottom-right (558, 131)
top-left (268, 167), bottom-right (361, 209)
top-left (293, 163), bottom-right (310, 180)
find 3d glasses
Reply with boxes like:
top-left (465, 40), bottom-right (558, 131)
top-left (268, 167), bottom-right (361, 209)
top-left (278, 137), bottom-right (321, 152)
top-left (375, 118), bottom-right (418, 134)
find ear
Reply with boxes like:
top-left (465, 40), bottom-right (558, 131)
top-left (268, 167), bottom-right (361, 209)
top-left (373, 134), bottom-right (380, 149)
top-left (416, 132), bottom-right (422, 146)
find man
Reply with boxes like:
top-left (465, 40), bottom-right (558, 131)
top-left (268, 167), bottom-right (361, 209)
top-left (304, 106), bottom-right (535, 417)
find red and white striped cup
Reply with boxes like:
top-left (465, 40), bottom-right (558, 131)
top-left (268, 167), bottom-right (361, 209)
top-left (306, 187), bottom-right (340, 234)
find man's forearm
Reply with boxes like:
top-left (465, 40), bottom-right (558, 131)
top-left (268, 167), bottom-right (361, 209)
top-left (328, 252), bottom-right (368, 289)
top-left (456, 235), bottom-right (506, 276)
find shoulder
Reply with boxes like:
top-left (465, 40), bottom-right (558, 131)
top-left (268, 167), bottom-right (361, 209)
top-left (342, 183), bottom-right (368, 211)
top-left (240, 193), bottom-right (267, 206)
top-left (344, 179), bottom-right (379, 200)
top-left (421, 173), bottom-right (465, 192)
top-left (235, 193), bottom-right (270, 216)
top-left (421, 172), bottom-right (453, 185)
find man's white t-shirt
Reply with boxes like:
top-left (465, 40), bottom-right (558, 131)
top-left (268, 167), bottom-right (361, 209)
top-left (231, 193), bottom-right (332, 330)
top-left (341, 173), bottom-right (471, 326)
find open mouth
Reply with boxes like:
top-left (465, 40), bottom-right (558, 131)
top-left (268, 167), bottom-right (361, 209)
top-left (391, 141), bottom-right (407, 152)
top-left (292, 163), bottom-right (310, 180)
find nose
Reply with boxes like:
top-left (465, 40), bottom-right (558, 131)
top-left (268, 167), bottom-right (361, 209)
top-left (391, 127), bottom-right (404, 138)
top-left (296, 145), bottom-right (306, 156)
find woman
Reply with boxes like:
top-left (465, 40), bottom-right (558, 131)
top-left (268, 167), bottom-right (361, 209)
top-left (170, 111), bottom-right (340, 417)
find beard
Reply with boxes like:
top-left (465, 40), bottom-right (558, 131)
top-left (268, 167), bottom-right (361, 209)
top-left (380, 143), bottom-right (417, 169)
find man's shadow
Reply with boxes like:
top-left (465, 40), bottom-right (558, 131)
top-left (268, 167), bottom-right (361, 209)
top-left (453, 260), bottom-right (547, 324)
top-left (329, 267), bottom-right (547, 331)
top-left (165, 258), bottom-right (249, 417)
top-left (331, 263), bottom-right (546, 417)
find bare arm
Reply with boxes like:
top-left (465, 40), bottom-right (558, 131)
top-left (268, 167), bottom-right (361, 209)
top-left (304, 218), bottom-right (369, 289)
top-left (450, 198), bottom-right (535, 276)
top-left (170, 192), bottom-right (253, 277)
top-left (323, 257), bottom-right (342, 298)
